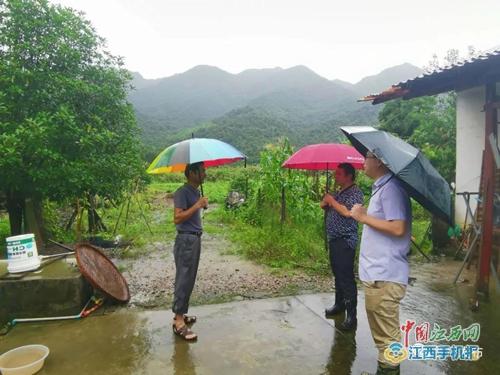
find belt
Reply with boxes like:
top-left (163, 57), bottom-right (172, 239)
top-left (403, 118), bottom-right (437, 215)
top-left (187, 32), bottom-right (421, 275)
top-left (177, 231), bottom-right (203, 237)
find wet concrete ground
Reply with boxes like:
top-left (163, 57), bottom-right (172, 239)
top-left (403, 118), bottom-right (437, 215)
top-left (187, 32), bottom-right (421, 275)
top-left (1, 259), bottom-right (499, 375)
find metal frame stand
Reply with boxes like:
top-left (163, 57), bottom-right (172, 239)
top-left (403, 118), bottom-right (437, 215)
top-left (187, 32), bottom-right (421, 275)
top-left (453, 192), bottom-right (481, 284)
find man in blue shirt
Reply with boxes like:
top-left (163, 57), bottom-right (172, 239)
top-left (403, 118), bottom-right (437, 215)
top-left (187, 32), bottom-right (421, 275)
top-left (172, 162), bottom-right (208, 341)
top-left (321, 163), bottom-right (364, 331)
top-left (351, 152), bottom-right (411, 375)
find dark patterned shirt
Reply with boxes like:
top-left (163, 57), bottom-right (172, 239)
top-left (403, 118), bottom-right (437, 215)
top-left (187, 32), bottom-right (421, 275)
top-left (325, 184), bottom-right (364, 249)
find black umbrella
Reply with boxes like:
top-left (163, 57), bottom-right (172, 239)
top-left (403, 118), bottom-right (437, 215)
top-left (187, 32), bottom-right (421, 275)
top-left (341, 126), bottom-right (453, 225)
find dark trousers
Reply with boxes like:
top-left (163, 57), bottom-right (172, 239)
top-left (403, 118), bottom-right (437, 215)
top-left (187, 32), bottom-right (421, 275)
top-left (172, 233), bottom-right (201, 315)
top-left (328, 237), bottom-right (357, 303)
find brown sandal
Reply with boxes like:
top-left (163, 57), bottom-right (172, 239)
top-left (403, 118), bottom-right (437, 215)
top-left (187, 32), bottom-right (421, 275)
top-left (183, 315), bottom-right (197, 325)
top-left (173, 324), bottom-right (197, 341)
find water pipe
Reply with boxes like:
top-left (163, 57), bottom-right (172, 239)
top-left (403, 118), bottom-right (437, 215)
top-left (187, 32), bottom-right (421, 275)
top-left (11, 297), bottom-right (93, 324)
top-left (39, 252), bottom-right (75, 260)
top-left (1, 296), bottom-right (106, 336)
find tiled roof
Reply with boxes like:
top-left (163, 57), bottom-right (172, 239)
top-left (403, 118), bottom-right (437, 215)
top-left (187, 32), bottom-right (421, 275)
top-left (361, 48), bottom-right (500, 104)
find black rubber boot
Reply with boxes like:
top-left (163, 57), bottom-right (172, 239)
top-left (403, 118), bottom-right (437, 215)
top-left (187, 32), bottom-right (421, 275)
top-left (338, 298), bottom-right (357, 331)
top-left (325, 290), bottom-right (345, 317)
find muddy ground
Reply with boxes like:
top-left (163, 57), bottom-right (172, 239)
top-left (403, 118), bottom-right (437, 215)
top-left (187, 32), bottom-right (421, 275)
top-left (117, 233), bottom-right (334, 309)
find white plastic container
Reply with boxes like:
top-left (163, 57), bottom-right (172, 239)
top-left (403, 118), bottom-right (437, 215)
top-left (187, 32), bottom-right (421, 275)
top-left (0, 344), bottom-right (49, 375)
top-left (6, 234), bottom-right (41, 273)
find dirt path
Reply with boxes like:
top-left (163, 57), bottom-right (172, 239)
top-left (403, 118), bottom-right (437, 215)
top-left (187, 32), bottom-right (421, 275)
top-left (119, 232), bottom-right (334, 308)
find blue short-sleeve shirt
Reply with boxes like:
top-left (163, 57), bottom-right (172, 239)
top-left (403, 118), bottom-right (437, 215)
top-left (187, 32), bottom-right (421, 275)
top-left (358, 173), bottom-right (412, 285)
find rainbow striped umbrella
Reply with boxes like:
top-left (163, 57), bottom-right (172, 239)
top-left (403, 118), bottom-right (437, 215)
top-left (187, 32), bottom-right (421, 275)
top-left (147, 138), bottom-right (246, 174)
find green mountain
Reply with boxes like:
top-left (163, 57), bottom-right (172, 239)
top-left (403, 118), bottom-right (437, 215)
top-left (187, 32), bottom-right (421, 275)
top-left (129, 63), bottom-right (422, 161)
top-left (351, 63), bottom-right (423, 96)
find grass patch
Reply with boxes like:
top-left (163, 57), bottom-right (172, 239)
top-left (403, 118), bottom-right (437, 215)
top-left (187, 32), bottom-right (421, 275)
top-left (218, 209), bottom-right (330, 275)
top-left (216, 205), bottom-right (433, 275)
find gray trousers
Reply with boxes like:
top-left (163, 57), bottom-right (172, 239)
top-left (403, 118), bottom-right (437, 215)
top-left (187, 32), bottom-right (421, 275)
top-left (172, 233), bottom-right (201, 315)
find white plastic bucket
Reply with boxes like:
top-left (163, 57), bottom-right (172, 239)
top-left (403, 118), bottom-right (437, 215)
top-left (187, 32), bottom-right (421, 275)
top-left (6, 234), bottom-right (41, 274)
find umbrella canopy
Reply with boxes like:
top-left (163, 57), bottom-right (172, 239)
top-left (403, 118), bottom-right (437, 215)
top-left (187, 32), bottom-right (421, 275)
top-left (282, 143), bottom-right (365, 170)
top-left (340, 126), bottom-right (453, 225)
top-left (147, 138), bottom-right (246, 174)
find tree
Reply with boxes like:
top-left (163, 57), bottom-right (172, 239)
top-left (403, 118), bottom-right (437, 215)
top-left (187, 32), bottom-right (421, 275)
top-left (378, 94), bottom-right (456, 183)
top-left (0, 0), bottom-right (142, 240)
top-left (378, 96), bottom-right (437, 139)
top-left (409, 94), bottom-right (456, 183)
top-left (378, 48), bottom-right (463, 183)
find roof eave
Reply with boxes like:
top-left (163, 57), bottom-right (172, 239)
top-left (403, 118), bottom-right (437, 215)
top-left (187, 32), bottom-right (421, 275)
top-left (361, 49), bottom-right (500, 105)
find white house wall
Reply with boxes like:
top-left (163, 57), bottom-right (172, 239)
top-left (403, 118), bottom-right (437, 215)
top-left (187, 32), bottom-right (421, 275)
top-left (455, 86), bottom-right (485, 225)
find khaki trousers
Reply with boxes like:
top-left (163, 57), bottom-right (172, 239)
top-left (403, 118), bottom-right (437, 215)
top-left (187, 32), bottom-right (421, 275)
top-left (362, 281), bottom-right (406, 365)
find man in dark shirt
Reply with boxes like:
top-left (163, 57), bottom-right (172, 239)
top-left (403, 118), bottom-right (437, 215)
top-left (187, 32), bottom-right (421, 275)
top-left (320, 163), bottom-right (364, 331)
top-left (172, 162), bottom-right (208, 341)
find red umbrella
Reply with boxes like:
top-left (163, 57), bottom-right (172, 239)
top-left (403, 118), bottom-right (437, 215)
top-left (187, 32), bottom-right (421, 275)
top-left (282, 143), bottom-right (365, 251)
top-left (282, 143), bottom-right (364, 170)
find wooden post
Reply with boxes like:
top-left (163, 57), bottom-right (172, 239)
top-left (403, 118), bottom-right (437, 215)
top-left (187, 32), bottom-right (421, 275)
top-left (280, 185), bottom-right (286, 230)
top-left (313, 171), bottom-right (319, 199)
top-left (244, 158), bottom-right (248, 199)
top-left (113, 200), bottom-right (126, 236)
top-left (134, 195), bottom-right (153, 235)
top-left (477, 83), bottom-right (498, 298)
top-left (76, 199), bottom-right (83, 242)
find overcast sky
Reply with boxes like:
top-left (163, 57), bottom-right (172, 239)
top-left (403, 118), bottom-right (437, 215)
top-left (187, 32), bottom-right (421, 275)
top-left (50, 0), bottom-right (500, 83)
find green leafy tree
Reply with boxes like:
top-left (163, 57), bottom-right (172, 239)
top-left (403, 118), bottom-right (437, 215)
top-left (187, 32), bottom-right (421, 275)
top-left (378, 48), bottom-right (478, 183)
top-left (377, 94), bottom-right (456, 183)
top-left (378, 96), bottom-right (437, 139)
top-left (409, 94), bottom-right (456, 183)
top-left (0, 0), bottom-right (142, 238)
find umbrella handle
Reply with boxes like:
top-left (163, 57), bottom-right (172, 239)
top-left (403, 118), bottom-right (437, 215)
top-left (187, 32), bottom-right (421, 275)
top-left (199, 181), bottom-right (208, 211)
top-left (196, 169), bottom-right (205, 198)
